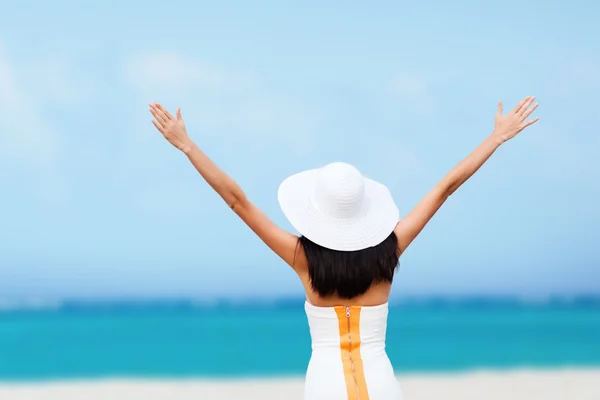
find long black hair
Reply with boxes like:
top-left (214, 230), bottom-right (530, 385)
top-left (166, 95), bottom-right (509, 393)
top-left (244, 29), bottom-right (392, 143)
top-left (298, 232), bottom-right (400, 299)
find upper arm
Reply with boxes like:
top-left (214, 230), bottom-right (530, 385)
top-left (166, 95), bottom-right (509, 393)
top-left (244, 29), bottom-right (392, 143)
top-left (394, 183), bottom-right (449, 254)
top-left (232, 198), bottom-right (306, 272)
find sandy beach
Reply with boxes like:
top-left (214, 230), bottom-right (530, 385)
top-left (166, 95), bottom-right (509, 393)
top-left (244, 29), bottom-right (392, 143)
top-left (0, 369), bottom-right (598, 400)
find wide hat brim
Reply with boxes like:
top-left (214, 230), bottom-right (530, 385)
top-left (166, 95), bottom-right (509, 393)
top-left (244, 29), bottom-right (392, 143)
top-left (277, 169), bottom-right (399, 251)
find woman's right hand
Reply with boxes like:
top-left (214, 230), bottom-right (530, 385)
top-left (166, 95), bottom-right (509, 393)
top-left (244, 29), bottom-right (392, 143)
top-left (492, 96), bottom-right (540, 144)
top-left (149, 103), bottom-right (194, 154)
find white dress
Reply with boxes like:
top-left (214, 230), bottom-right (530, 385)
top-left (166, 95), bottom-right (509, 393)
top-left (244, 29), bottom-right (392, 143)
top-left (303, 301), bottom-right (404, 400)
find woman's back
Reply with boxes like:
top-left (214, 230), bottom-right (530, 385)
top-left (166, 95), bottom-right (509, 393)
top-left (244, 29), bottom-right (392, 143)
top-left (304, 300), bottom-right (403, 400)
top-left (304, 281), bottom-right (393, 308)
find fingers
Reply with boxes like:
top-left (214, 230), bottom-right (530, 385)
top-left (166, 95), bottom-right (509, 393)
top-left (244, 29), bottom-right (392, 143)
top-left (151, 119), bottom-right (164, 133)
top-left (516, 96), bottom-right (535, 115)
top-left (496, 101), bottom-right (503, 117)
top-left (156, 103), bottom-right (174, 120)
top-left (521, 117), bottom-right (540, 129)
top-left (176, 107), bottom-right (183, 121)
top-left (149, 103), bottom-right (171, 126)
top-left (521, 102), bottom-right (538, 119)
top-left (512, 96), bottom-right (531, 114)
top-left (149, 105), bottom-right (167, 126)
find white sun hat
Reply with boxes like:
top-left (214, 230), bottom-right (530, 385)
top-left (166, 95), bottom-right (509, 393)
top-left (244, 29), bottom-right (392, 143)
top-left (277, 162), bottom-right (399, 251)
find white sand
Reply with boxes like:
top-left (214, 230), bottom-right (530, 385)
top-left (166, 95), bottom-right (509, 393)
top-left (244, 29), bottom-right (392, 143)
top-left (0, 369), bottom-right (598, 399)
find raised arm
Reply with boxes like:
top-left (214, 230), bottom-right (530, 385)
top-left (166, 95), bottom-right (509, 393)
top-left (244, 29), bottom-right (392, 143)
top-left (394, 96), bottom-right (539, 253)
top-left (149, 103), bottom-right (303, 271)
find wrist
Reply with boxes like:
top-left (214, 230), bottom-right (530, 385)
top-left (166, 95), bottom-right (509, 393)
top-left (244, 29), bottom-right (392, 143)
top-left (490, 131), bottom-right (506, 147)
top-left (181, 141), bottom-right (196, 155)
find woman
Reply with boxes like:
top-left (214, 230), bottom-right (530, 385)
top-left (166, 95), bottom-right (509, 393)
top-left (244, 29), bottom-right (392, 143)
top-left (149, 96), bottom-right (539, 400)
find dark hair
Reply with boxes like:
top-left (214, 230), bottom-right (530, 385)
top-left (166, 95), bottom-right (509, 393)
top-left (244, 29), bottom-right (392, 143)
top-left (298, 232), bottom-right (400, 299)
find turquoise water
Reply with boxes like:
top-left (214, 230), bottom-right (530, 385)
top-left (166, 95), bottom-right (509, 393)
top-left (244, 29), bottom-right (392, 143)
top-left (0, 298), bottom-right (599, 381)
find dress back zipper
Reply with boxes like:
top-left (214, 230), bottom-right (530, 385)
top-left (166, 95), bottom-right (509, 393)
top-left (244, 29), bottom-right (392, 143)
top-left (346, 306), bottom-right (360, 399)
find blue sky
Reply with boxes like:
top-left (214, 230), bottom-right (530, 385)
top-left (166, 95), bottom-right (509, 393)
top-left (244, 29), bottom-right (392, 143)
top-left (0, 1), bottom-right (598, 300)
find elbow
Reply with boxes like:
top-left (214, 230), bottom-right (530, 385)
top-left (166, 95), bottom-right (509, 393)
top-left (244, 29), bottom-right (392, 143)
top-left (440, 169), bottom-right (464, 198)
top-left (444, 183), bottom-right (457, 198)
top-left (438, 179), bottom-right (455, 199)
top-left (229, 190), bottom-right (249, 214)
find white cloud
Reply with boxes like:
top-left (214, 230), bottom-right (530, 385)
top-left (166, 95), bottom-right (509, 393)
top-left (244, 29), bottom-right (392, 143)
top-left (122, 52), bottom-right (319, 147)
top-left (124, 52), bottom-right (317, 131)
top-left (121, 52), bottom-right (320, 214)
top-left (20, 59), bottom-right (95, 107)
top-left (123, 52), bottom-right (255, 93)
top-left (0, 48), bottom-right (57, 167)
top-left (0, 45), bottom-right (73, 206)
top-left (389, 74), bottom-right (434, 114)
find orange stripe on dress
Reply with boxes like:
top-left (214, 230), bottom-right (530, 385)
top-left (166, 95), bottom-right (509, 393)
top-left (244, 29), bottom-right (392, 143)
top-left (335, 306), bottom-right (370, 400)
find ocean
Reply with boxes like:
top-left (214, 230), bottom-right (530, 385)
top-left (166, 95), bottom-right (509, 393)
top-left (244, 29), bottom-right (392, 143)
top-left (0, 297), bottom-right (599, 381)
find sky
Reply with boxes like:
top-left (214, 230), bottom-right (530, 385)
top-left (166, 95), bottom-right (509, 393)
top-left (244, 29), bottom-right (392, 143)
top-left (0, 1), bottom-right (598, 300)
